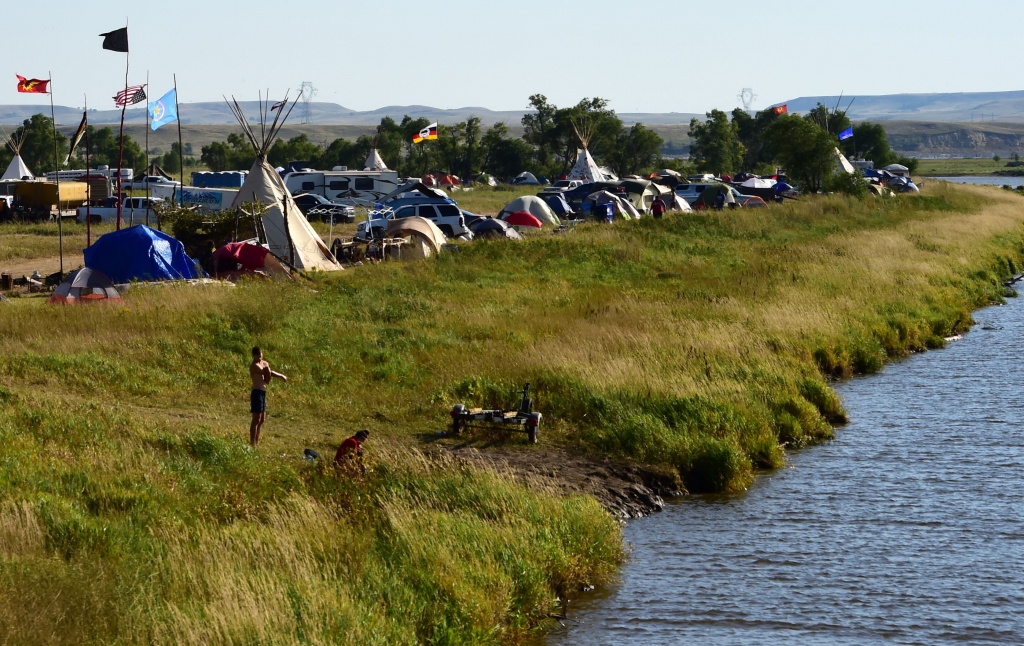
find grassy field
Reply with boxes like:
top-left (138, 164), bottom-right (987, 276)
top-left (916, 157), bottom-right (1011, 176)
top-left (2, 183), bottom-right (1024, 643)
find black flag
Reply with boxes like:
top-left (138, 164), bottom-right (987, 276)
top-left (100, 28), bottom-right (129, 53)
top-left (64, 111), bottom-right (87, 167)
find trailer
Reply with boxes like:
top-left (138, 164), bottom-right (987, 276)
top-left (151, 184), bottom-right (238, 212)
top-left (11, 181), bottom-right (88, 220)
top-left (449, 383), bottom-right (542, 444)
top-left (283, 169), bottom-right (403, 207)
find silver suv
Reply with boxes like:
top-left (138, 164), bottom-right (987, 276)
top-left (356, 202), bottom-right (472, 240)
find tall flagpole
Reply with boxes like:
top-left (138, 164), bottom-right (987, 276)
top-left (115, 19), bottom-right (129, 230)
top-left (174, 74), bottom-right (184, 206)
top-left (145, 70), bottom-right (150, 226)
top-left (48, 71), bottom-right (63, 277)
top-left (85, 94), bottom-right (91, 247)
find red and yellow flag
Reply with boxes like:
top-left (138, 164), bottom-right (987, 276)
top-left (412, 122), bottom-right (438, 144)
top-left (16, 75), bottom-right (49, 94)
top-left (772, 104), bottom-right (788, 115)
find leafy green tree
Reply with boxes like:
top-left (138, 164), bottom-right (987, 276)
top-left (521, 94), bottom-right (559, 170)
top-left (201, 133), bottom-right (255, 171)
top-left (73, 125), bottom-right (145, 173)
top-left (609, 123), bottom-right (663, 177)
top-left (399, 116), bottom-right (434, 177)
top-left (764, 114), bottom-right (839, 192)
top-left (688, 109), bottom-right (744, 176)
top-left (843, 122), bottom-right (895, 165)
top-left (1, 114), bottom-right (71, 175)
top-left (732, 107), bottom-right (782, 171)
top-left (522, 95), bottom-right (622, 178)
top-left (374, 117), bottom-right (405, 170)
top-left (805, 102), bottom-right (851, 139)
top-left (268, 134), bottom-right (322, 168)
top-left (481, 122), bottom-right (536, 180)
top-left (158, 142), bottom-right (197, 174)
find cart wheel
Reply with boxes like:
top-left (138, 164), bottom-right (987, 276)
top-left (450, 404), bottom-right (466, 435)
top-left (527, 412), bottom-right (541, 444)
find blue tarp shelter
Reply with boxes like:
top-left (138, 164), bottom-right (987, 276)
top-left (84, 225), bottom-right (199, 283)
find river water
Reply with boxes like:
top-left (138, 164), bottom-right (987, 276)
top-left (931, 175), bottom-right (1024, 187)
top-left (549, 296), bottom-right (1024, 644)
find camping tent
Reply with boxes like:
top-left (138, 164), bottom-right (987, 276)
top-left (210, 242), bottom-right (291, 279)
top-left (498, 195), bottom-right (561, 226)
top-left (364, 149), bottom-right (388, 171)
top-left (225, 95), bottom-right (341, 272)
top-left (651, 184), bottom-right (691, 212)
top-left (475, 173), bottom-right (497, 187)
top-left (512, 171), bottom-right (541, 185)
top-left (48, 268), bottom-right (121, 304)
top-left (469, 217), bottom-right (522, 239)
top-left (567, 121), bottom-right (606, 183)
top-left (835, 148), bottom-right (856, 174)
top-left (84, 225), bottom-right (200, 283)
top-left (543, 193), bottom-right (574, 218)
top-left (883, 163), bottom-right (910, 177)
top-left (583, 190), bottom-right (642, 220)
top-left (740, 177), bottom-right (776, 189)
top-left (1, 127), bottom-right (33, 181)
top-left (386, 216), bottom-right (447, 259)
top-left (378, 181), bottom-right (450, 205)
top-left (502, 211), bottom-right (543, 229)
top-left (694, 184), bottom-right (737, 208)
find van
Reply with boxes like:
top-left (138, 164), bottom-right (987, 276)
top-left (283, 170), bottom-right (403, 207)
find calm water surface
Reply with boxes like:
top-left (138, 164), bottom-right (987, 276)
top-left (549, 296), bottom-right (1024, 644)
top-left (931, 175), bottom-right (1024, 186)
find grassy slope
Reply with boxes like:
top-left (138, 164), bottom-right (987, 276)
top-left (2, 183), bottom-right (1024, 643)
top-left (917, 157), bottom-right (1008, 176)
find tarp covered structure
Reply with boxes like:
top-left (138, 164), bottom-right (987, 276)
top-left (379, 181), bottom-right (450, 205)
top-left (883, 163), bottom-right (910, 177)
top-left (386, 216), bottom-right (447, 259)
top-left (210, 242), bottom-right (291, 279)
top-left (543, 193), bottom-right (575, 218)
top-left (469, 217), bottom-right (522, 240)
top-left (498, 195), bottom-right (561, 226)
top-left (48, 268), bottom-right (121, 304)
top-left (84, 225), bottom-right (200, 283)
top-left (583, 190), bottom-right (642, 220)
top-left (740, 177), bottom-right (776, 189)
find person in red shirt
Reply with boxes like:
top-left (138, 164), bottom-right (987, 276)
top-left (334, 430), bottom-right (370, 472)
top-left (651, 197), bottom-right (666, 219)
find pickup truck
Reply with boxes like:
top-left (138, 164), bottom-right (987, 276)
top-left (76, 197), bottom-right (162, 224)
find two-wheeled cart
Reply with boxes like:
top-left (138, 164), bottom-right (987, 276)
top-left (449, 383), bottom-right (542, 444)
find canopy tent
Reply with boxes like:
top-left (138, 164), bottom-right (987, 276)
top-left (48, 268), bottom-right (121, 305)
top-left (694, 184), bottom-right (736, 208)
top-left (835, 148), bottom-right (856, 174)
top-left (225, 94), bottom-right (341, 272)
top-left (386, 216), bottom-right (447, 259)
top-left (583, 190), bottom-right (642, 220)
top-left (1, 126), bottom-right (33, 181)
top-left (502, 211), bottom-right (543, 229)
top-left (363, 148), bottom-right (388, 171)
top-left (498, 195), bottom-right (561, 226)
top-left (469, 217), bottom-right (522, 240)
top-left (512, 171), bottom-right (541, 185)
top-left (84, 225), bottom-right (200, 283)
top-left (210, 242), bottom-right (291, 279)
top-left (543, 193), bottom-right (575, 218)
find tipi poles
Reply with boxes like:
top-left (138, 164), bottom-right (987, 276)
top-left (85, 94), bottom-right (91, 247)
top-left (145, 70), bottom-right (150, 226)
top-left (115, 21), bottom-right (129, 230)
top-left (48, 71), bottom-right (63, 276)
top-left (174, 74), bottom-right (184, 206)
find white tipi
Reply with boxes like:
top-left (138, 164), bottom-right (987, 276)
top-left (567, 120), bottom-right (605, 184)
top-left (1, 127), bottom-right (34, 181)
top-left (225, 94), bottom-right (341, 272)
top-left (363, 148), bottom-right (388, 171)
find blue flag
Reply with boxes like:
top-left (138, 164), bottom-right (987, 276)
top-left (149, 88), bottom-right (177, 131)
top-left (838, 126), bottom-right (854, 141)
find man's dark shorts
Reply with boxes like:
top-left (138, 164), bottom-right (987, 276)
top-left (250, 388), bottom-right (267, 414)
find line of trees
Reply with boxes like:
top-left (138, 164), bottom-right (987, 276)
top-left (689, 106), bottom-right (918, 192)
top-left (199, 95), bottom-right (667, 181)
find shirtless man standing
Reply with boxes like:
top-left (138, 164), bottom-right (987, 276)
top-left (249, 346), bottom-right (287, 446)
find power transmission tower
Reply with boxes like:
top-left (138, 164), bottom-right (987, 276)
top-left (737, 88), bottom-right (757, 111)
top-left (299, 81), bottom-right (317, 124)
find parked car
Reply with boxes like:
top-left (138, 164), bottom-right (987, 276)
top-left (76, 196), bottom-right (162, 223)
top-left (538, 179), bottom-right (585, 196)
top-left (687, 174), bottom-right (717, 183)
top-left (130, 175), bottom-right (180, 191)
top-left (292, 193), bottom-right (356, 223)
top-left (356, 201), bottom-right (472, 240)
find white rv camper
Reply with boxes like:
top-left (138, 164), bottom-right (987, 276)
top-left (282, 169), bottom-right (402, 207)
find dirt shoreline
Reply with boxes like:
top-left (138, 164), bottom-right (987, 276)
top-left (448, 445), bottom-right (685, 519)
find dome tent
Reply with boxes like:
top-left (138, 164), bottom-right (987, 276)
top-left (499, 195), bottom-right (561, 226)
top-left (48, 268), bottom-right (121, 304)
top-left (84, 225), bottom-right (200, 283)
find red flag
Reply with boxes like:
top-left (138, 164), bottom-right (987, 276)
top-left (773, 104), bottom-right (788, 115)
top-left (16, 75), bottom-right (49, 94)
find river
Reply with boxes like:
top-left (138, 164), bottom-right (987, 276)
top-left (930, 175), bottom-right (1024, 187)
top-left (549, 295), bottom-right (1024, 644)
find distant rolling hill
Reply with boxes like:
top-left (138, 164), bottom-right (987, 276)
top-left (779, 90), bottom-right (1024, 123)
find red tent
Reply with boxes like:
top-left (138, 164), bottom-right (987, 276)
top-left (211, 242), bottom-right (291, 279)
top-left (438, 174), bottom-right (462, 187)
top-left (421, 174), bottom-right (437, 187)
top-left (502, 211), bottom-right (543, 229)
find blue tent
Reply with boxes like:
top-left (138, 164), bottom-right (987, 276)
top-left (544, 193), bottom-right (574, 217)
top-left (84, 225), bottom-right (199, 283)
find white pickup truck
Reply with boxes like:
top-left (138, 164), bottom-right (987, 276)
top-left (76, 197), bottom-right (162, 224)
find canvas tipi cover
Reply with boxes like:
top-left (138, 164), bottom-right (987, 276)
top-left (567, 147), bottom-right (605, 183)
top-left (364, 148), bottom-right (388, 171)
top-left (231, 160), bottom-right (341, 271)
top-left (1, 155), bottom-right (32, 181)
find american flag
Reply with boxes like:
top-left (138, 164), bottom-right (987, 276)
top-left (113, 84), bottom-right (146, 107)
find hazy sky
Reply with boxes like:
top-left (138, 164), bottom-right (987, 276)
top-left (3, 0), bottom-right (1022, 115)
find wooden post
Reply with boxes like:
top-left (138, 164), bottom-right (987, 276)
top-left (145, 70), bottom-right (150, 226)
top-left (85, 95), bottom-right (91, 247)
top-left (48, 71), bottom-right (63, 276)
top-left (115, 21), bottom-right (129, 230)
top-left (174, 74), bottom-right (184, 206)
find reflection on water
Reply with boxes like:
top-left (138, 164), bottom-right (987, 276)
top-left (549, 296), bottom-right (1024, 644)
